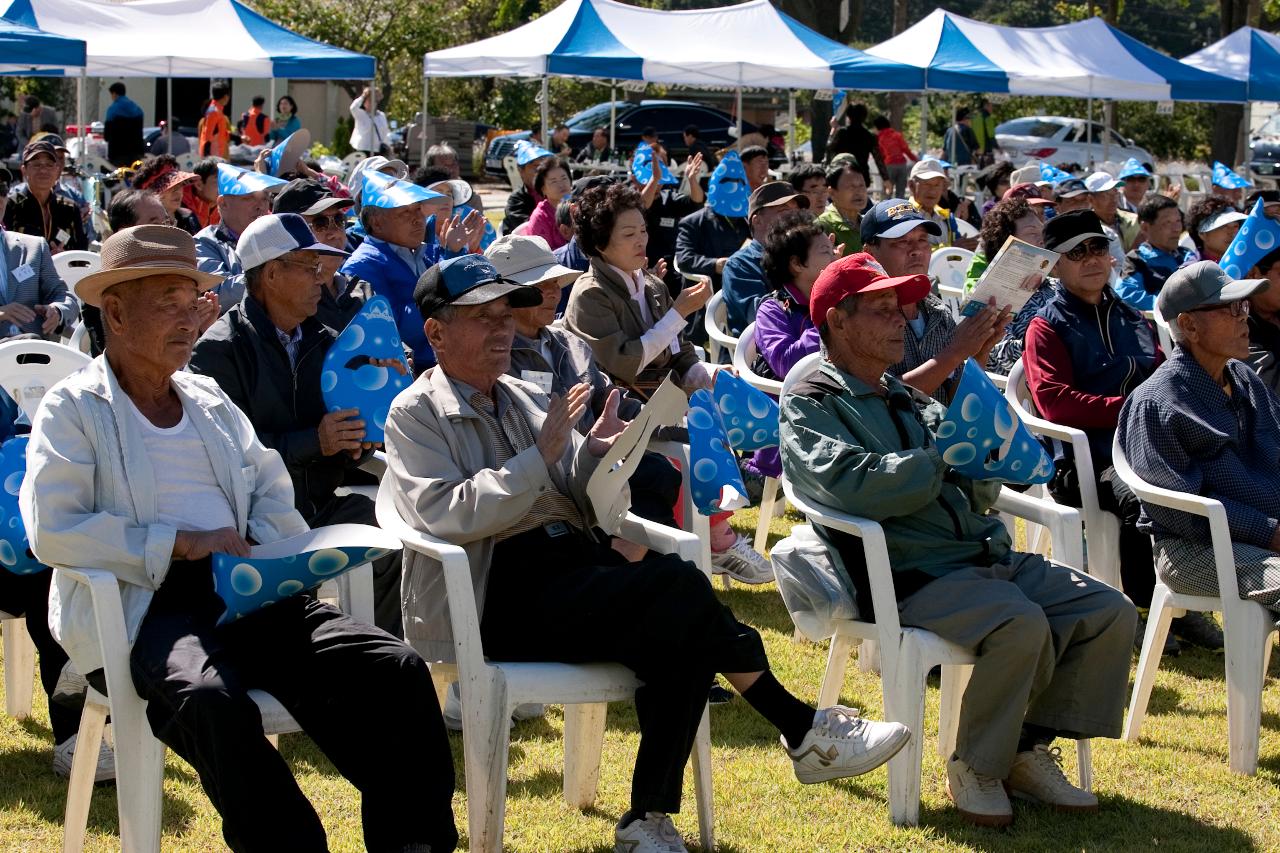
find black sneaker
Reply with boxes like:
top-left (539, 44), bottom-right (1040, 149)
top-left (1135, 616), bottom-right (1181, 657)
top-left (708, 684), bottom-right (733, 705)
top-left (1171, 612), bottom-right (1225, 651)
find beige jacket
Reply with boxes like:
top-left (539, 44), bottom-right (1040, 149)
top-left (384, 366), bottom-right (614, 663)
top-left (562, 259), bottom-right (701, 394)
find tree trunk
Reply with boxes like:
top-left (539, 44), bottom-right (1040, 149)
top-left (1211, 0), bottom-right (1253, 164)
top-left (888, 0), bottom-right (910, 141)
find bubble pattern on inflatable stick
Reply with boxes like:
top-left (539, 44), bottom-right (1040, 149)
top-left (707, 150), bottom-right (750, 217)
top-left (212, 545), bottom-right (393, 625)
top-left (320, 296), bottom-right (412, 445)
top-left (0, 436), bottom-right (41, 575)
top-left (935, 360), bottom-right (1054, 485)
top-left (1220, 199), bottom-right (1280, 280)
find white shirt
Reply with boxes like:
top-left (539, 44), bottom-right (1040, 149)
top-left (349, 96), bottom-right (391, 153)
top-left (126, 397), bottom-right (237, 533)
top-left (607, 264), bottom-right (684, 370)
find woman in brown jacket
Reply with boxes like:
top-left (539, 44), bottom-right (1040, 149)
top-left (564, 181), bottom-right (773, 583)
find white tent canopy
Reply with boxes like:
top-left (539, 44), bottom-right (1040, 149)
top-left (1183, 26), bottom-right (1280, 102)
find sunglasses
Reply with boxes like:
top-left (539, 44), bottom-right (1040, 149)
top-left (307, 213), bottom-right (347, 231)
top-left (1062, 237), bottom-right (1111, 262)
top-left (1188, 299), bottom-right (1250, 318)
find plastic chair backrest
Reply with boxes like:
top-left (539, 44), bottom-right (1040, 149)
top-left (732, 322), bottom-right (783, 396)
top-left (0, 340), bottom-right (92, 421)
top-left (928, 247), bottom-right (973, 294)
top-left (1150, 303), bottom-right (1174, 355)
top-left (780, 352), bottom-right (823, 398)
top-left (53, 251), bottom-right (101, 295)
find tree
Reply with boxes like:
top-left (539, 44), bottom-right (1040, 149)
top-left (1210, 0), bottom-right (1260, 165)
top-left (776, 0), bottom-right (862, 162)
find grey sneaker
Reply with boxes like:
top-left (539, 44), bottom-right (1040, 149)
top-left (710, 535), bottom-right (774, 584)
top-left (441, 682), bottom-right (545, 733)
top-left (52, 733), bottom-right (116, 783)
top-left (614, 812), bottom-right (687, 853)
top-left (1007, 744), bottom-right (1098, 813)
top-left (51, 661), bottom-right (89, 708)
top-left (946, 754), bottom-right (1012, 827)
top-left (785, 705), bottom-right (910, 783)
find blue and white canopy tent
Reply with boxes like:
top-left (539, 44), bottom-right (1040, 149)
top-left (0, 15), bottom-right (84, 75)
top-left (1, 0), bottom-right (375, 152)
top-left (420, 0), bottom-right (925, 161)
top-left (1183, 27), bottom-right (1280, 102)
top-left (864, 9), bottom-right (1247, 152)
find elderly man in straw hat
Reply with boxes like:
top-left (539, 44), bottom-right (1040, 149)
top-left (20, 225), bottom-right (458, 853)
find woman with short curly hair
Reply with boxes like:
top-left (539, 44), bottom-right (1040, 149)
top-left (131, 154), bottom-right (201, 234)
top-left (1186, 195), bottom-right (1245, 262)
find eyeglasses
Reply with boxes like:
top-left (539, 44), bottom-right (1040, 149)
top-left (276, 258), bottom-right (325, 278)
top-left (1062, 237), bottom-right (1111, 262)
top-left (307, 213), bottom-right (347, 231)
top-left (1188, 299), bottom-right (1250, 318)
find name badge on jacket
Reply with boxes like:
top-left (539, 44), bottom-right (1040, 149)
top-left (520, 370), bottom-right (555, 394)
top-left (11, 264), bottom-right (34, 283)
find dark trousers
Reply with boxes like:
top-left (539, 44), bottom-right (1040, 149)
top-left (0, 566), bottom-right (78, 743)
top-left (1049, 465), bottom-right (1155, 608)
top-left (309, 491), bottom-right (403, 639)
top-left (482, 527), bottom-right (768, 814)
top-left (129, 559), bottom-right (456, 853)
top-left (628, 451), bottom-right (682, 531)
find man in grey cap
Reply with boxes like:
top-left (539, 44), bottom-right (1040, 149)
top-left (1119, 261), bottom-right (1280, 616)
top-left (721, 181), bottom-right (808, 335)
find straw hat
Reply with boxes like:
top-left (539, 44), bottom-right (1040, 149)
top-left (77, 225), bottom-right (222, 308)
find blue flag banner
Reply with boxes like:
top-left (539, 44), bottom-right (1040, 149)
top-left (935, 360), bottom-right (1054, 485)
top-left (321, 296), bottom-right (412, 445)
top-left (0, 436), bottom-right (40, 575)
top-left (707, 150), bottom-right (750, 217)
top-left (1221, 199), bottom-right (1280, 279)
top-left (212, 524), bottom-right (400, 625)
top-left (1212, 160), bottom-right (1253, 189)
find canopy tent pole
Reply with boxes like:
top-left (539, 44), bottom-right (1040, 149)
top-left (918, 92), bottom-right (929, 154)
top-left (540, 75), bottom-right (549, 147)
top-left (1103, 99), bottom-right (1111, 164)
top-left (1087, 90), bottom-right (1094, 169)
top-left (166, 58), bottom-right (173, 153)
top-left (735, 86), bottom-right (743, 143)
top-left (946, 104), bottom-right (956, 164)
top-left (420, 74), bottom-right (429, 165)
top-left (610, 79), bottom-right (616, 153)
top-left (787, 90), bottom-right (796, 162)
top-left (269, 76), bottom-right (276, 130)
top-left (76, 69), bottom-right (85, 159)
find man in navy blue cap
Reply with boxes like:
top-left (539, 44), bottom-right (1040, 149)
top-left (861, 198), bottom-right (1009, 404)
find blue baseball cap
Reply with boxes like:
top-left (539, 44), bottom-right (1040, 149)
top-left (360, 170), bottom-right (445, 210)
top-left (1054, 178), bottom-right (1089, 199)
top-left (514, 140), bottom-right (554, 168)
top-left (217, 164), bottom-right (288, 197)
top-left (414, 254), bottom-right (542, 320)
top-left (860, 198), bottom-right (943, 243)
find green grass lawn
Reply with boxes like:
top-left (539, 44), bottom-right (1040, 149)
top-left (3, 510), bottom-right (1280, 851)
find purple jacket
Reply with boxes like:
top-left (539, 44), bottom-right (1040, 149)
top-left (753, 284), bottom-right (819, 380)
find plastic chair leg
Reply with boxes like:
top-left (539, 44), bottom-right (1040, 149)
top-left (883, 645), bottom-right (927, 827)
top-left (462, 676), bottom-right (513, 853)
top-left (2, 617), bottom-right (35, 719)
top-left (1223, 603), bottom-right (1270, 775)
top-left (818, 633), bottom-right (855, 709)
top-left (1075, 739), bottom-right (1093, 792)
top-left (62, 698), bottom-right (108, 853)
top-left (1124, 584), bottom-right (1175, 742)
top-left (563, 702), bottom-right (608, 809)
top-left (754, 478), bottom-right (779, 554)
top-left (690, 705), bottom-right (715, 852)
top-left (857, 639), bottom-right (881, 674)
top-left (937, 664), bottom-right (972, 759)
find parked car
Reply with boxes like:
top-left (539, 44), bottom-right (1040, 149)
top-left (995, 116), bottom-right (1154, 171)
top-left (1248, 113), bottom-right (1280, 177)
top-left (484, 99), bottom-right (759, 179)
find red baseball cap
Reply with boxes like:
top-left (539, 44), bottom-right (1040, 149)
top-left (809, 252), bottom-right (931, 325)
top-left (1002, 182), bottom-right (1053, 206)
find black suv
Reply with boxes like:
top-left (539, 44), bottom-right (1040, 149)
top-left (1249, 113), bottom-right (1280, 178)
top-left (484, 99), bottom-right (756, 178)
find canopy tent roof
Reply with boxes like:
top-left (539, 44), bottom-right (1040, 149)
top-left (423, 0), bottom-right (925, 91)
top-left (864, 8), bottom-right (1246, 103)
top-left (0, 0), bottom-right (374, 78)
top-left (0, 15), bottom-right (83, 74)
top-left (1183, 26), bottom-right (1280, 102)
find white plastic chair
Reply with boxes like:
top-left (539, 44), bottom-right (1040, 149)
top-left (1005, 360), bottom-right (1122, 589)
top-left (733, 322), bottom-right (784, 553)
top-left (60, 548), bottom-right (384, 853)
top-left (1149, 303), bottom-right (1174, 355)
top-left (502, 154), bottom-right (523, 192)
top-left (779, 354), bottom-right (1090, 826)
top-left (1112, 439), bottom-right (1279, 774)
top-left (52, 250), bottom-right (101, 295)
top-left (0, 340), bottom-right (91, 721)
top-left (374, 479), bottom-right (715, 853)
top-left (928, 247), bottom-right (973, 321)
top-left (703, 290), bottom-right (738, 365)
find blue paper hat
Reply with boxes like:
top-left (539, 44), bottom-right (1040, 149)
top-left (266, 128), bottom-right (311, 177)
top-left (1117, 158), bottom-right (1152, 180)
top-left (320, 296), bottom-right (412, 445)
top-left (216, 164), bottom-right (287, 197)
top-left (707, 150), bottom-right (750, 217)
top-left (935, 360), bottom-right (1054, 485)
top-left (514, 139), bottom-right (554, 167)
top-left (712, 371), bottom-right (779, 451)
top-left (1038, 162), bottom-right (1073, 185)
top-left (0, 436), bottom-right (40, 575)
top-left (935, 158), bottom-right (952, 169)
top-left (360, 170), bottom-right (445, 210)
top-left (631, 142), bottom-right (678, 186)
top-left (687, 389), bottom-right (748, 515)
top-left (1220, 199), bottom-right (1280, 279)
top-left (1213, 161), bottom-right (1252, 189)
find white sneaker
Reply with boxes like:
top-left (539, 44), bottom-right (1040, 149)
top-left (785, 705), bottom-right (910, 783)
top-left (441, 682), bottom-right (545, 733)
top-left (51, 661), bottom-right (88, 707)
top-left (1007, 744), bottom-right (1098, 813)
top-left (52, 733), bottom-right (116, 783)
top-left (946, 754), bottom-right (1012, 827)
top-left (710, 535), bottom-right (774, 584)
top-left (614, 812), bottom-right (687, 853)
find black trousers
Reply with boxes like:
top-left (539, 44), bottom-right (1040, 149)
top-left (1049, 464), bottom-right (1156, 609)
top-left (0, 566), bottom-right (78, 743)
top-left (308, 491), bottom-right (403, 639)
top-left (129, 559), bottom-right (457, 853)
top-left (628, 451), bottom-right (683, 532)
top-left (482, 527), bottom-right (768, 814)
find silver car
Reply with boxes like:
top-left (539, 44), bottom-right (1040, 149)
top-left (995, 116), bottom-right (1154, 170)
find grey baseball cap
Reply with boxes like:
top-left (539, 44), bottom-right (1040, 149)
top-left (1157, 260), bottom-right (1269, 320)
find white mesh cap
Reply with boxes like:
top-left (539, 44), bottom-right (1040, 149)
top-left (237, 213), bottom-right (348, 272)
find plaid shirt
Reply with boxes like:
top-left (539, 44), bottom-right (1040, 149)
top-left (1118, 346), bottom-right (1280, 548)
top-left (890, 294), bottom-right (961, 404)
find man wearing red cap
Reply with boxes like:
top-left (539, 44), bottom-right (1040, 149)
top-left (780, 252), bottom-right (1137, 828)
